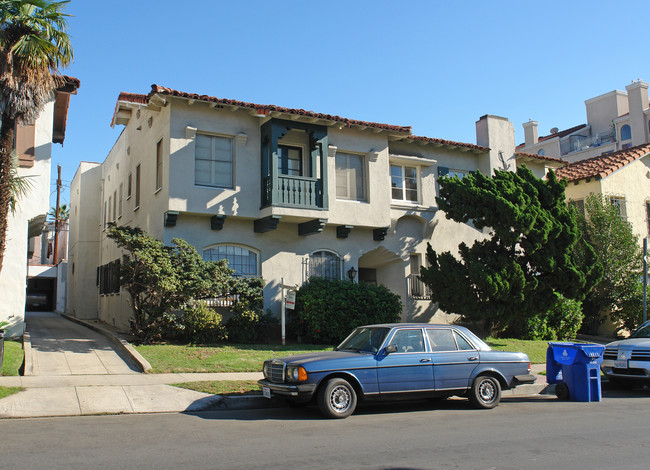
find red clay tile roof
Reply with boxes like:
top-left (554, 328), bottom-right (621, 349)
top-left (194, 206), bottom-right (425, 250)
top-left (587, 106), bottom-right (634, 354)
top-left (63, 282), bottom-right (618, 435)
top-left (555, 143), bottom-right (650, 182)
top-left (403, 135), bottom-right (488, 151)
top-left (114, 86), bottom-right (485, 150)
top-left (148, 85), bottom-right (412, 133)
top-left (117, 92), bottom-right (148, 104)
top-left (516, 123), bottom-right (588, 150)
top-left (515, 152), bottom-right (565, 164)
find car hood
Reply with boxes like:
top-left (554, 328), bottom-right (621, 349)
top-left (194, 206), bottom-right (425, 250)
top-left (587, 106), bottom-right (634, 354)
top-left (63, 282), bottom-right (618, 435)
top-left (607, 338), bottom-right (650, 349)
top-left (270, 350), bottom-right (375, 369)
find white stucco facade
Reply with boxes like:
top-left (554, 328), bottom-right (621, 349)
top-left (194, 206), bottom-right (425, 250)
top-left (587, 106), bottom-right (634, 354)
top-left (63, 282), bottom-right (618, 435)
top-left (68, 89), bottom-right (551, 334)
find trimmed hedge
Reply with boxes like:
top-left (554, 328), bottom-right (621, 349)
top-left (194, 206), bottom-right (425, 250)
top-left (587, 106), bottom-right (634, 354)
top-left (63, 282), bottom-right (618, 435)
top-left (289, 278), bottom-right (402, 345)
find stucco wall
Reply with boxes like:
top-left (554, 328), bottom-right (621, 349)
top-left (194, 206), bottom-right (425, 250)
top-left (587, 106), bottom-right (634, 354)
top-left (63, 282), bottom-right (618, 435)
top-left (0, 102), bottom-right (54, 337)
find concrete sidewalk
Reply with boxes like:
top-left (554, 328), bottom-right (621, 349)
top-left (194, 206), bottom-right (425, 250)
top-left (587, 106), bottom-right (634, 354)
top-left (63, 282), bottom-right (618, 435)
top-left (0, 312), bottom-right (551, 419)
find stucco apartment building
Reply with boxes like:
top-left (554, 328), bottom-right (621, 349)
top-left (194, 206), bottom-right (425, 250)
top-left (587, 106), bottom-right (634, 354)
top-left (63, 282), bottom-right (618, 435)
top-left (518, 80), bottom-right (650, 242)
top-left (67, 86), bottom-right (556, 332)
top-left (0, 77), bottom-right (79, 337)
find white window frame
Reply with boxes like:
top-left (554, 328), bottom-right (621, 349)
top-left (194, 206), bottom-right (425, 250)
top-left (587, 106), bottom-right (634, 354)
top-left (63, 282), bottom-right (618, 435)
top-left (391, 164), bottom-right (420, 203)
top-left (336, 151), bottom-right (367, 201)
top-left (194, 132), bottom-right (234, 189)
top-left (609, 195), bottom-right (627, 219)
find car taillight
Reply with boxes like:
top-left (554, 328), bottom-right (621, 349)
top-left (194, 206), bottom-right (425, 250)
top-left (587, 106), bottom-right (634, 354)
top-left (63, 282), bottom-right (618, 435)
top-left (528, 362), bottom-right (532, 373)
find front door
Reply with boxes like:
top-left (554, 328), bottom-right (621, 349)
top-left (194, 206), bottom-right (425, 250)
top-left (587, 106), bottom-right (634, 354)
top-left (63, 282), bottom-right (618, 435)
top-left (377, 328), bottom-right (434, 393)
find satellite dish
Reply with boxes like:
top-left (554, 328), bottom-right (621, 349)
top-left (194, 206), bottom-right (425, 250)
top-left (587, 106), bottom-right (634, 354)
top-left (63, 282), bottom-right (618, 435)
top-left (550, 127), bottom-right (559, 134)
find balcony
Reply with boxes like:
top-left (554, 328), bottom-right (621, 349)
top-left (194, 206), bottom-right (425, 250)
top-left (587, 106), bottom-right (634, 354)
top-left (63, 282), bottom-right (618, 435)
top-left (560, 131), bottom-right (616, 155)
top-left (407, 274), bottom-right (431, 300)
top-left (262, 175), bottom-right (323, 209)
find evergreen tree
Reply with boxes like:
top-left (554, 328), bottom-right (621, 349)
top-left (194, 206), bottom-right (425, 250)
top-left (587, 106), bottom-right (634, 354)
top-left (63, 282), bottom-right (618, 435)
top-left (577, 193), bottom-right (643, 333)
top-left (420, 167), bottom-right (602, 336)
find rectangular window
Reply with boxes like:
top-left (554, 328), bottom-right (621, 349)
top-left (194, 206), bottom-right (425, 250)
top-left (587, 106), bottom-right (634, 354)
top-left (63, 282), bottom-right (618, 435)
top-left (135, 164), bottom-right (141, 209)
top-left (391, 165), bottom-right (418, 202)
top-left (609, 196), bottom-right (627, 219)
top-left (127, 173), bottom-right (132, 199)
top-left (108, 195), bottom-right (112, 223)
top-left (118, 183), bottom-right (123, 218)
top-left (569, 199), bottom-right (585, 217)
top-left (278, 144), bottom-right (303, 176)
top-left (336, 152), bottom-right (366, 201)
top-left (112, 190), bottom-right (117, 222)
top-left (103, 201), bottom-right (107, 229)
top-left (195, 134), bottom-right (233, 188)
top-left (155, 139), bottom-right (163, 191)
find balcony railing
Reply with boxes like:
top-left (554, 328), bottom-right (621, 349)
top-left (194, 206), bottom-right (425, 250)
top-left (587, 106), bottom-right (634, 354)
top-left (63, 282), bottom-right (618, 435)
top-left (560, 131), bottom-right (616, 155)
top-left (262, 175), bottom-right (323, 209)
top-left (407, 274), bottom-right (431, 300)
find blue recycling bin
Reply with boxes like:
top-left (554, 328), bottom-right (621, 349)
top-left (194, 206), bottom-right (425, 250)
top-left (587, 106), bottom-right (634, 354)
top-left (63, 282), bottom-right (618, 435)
top-left (546, 342), bottom-right (605, 402)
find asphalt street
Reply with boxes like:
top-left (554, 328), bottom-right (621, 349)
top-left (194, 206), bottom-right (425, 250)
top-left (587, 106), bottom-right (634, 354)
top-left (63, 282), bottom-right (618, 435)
top-left (1, 390), bottom-right (649, 469)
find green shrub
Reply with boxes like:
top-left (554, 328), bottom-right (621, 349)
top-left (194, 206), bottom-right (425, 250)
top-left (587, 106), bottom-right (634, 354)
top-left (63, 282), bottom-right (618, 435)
top-left (182, 301), bottom-right (227, 344)
top-left (290, 278), bottom-right (402, 345)
top-left (522, 293), bottom-right (583, 340)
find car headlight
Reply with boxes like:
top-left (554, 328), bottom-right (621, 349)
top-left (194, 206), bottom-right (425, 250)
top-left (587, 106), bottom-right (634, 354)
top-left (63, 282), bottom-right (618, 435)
top-left (286, 366), bottom-right (308, 382)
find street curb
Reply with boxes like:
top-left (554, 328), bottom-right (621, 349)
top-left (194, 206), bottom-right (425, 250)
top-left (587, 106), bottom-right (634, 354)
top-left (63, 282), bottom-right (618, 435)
top-left (22, 331), bottom-right (33, 376)
top-left (59, 313), bottom-right (152, 373)
top-left (185, 394), bottom-right (285, 412)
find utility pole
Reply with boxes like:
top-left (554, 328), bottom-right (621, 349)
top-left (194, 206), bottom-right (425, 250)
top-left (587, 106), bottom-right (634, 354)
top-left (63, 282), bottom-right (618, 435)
top-left (53, 165), bottom-right (61, 265)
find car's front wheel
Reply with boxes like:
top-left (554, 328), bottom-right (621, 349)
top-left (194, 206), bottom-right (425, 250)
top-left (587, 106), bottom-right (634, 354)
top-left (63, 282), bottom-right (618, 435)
top-left (469, 375), bottom-right (501, 409)
top-left (318, 378), bottom-right (357, 419)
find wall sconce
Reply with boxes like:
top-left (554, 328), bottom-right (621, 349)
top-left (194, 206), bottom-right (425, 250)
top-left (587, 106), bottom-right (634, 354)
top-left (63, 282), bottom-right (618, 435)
top-left (347, 266), bottom-right (358, 282)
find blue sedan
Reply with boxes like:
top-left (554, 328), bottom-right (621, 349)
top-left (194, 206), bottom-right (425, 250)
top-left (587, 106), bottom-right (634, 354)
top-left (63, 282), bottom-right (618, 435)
top-left (259, 323), bottom-right (535, 418)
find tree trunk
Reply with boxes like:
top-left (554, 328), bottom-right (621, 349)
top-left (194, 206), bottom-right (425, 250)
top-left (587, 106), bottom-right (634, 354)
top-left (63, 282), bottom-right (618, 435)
top-left (0, 113), bottom-right (17, 274)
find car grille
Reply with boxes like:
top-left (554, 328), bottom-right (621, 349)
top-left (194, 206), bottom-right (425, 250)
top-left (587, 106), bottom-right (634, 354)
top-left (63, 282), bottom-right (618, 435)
top-left (604, 348), bottom-right (617, 360)
top-left (603, 348), bottom-right (650, 362)
top-left (267, 362), bottom-right (286, 383)
top-left (631, 350), bottom-right (650, 361)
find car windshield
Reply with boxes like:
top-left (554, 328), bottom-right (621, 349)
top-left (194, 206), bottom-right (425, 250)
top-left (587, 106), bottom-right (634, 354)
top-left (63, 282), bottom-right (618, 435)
top-left (630, 322), bottom-right (650, 338)
top-left (336, 327), bottom-right (390, 353)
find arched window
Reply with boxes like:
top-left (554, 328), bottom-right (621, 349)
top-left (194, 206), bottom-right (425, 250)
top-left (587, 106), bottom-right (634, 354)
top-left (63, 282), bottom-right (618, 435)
top-left (308, 250), bottom-right (341, 281)
top-left (203, 245), bottom-right (259, 277)
top-left (621, 124), bottom-right (631, 141)
top-left (537, 149), bottom-right (546, 156)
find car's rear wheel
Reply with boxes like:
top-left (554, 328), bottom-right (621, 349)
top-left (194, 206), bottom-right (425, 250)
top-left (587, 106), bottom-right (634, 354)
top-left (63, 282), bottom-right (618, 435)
top-left (469, 375), bottom-right (501, 409)
top-left (318, 378), bottom-right (357, 419)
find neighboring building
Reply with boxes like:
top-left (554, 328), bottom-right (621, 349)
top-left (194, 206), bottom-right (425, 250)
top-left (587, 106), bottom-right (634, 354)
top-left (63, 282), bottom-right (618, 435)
top-left (518, 80), bottom-right (650, 163)
top-left (0, 77), bottom-right (80, 337)
top-left (67, 87), bottom-right (552, 333)
top-left (555, 143), bottom-right (650, 242)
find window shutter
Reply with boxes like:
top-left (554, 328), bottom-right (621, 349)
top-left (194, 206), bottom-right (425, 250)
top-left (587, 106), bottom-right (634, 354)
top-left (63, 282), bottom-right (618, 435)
top-left (15, 123), bottom-right (36, 168)
top-left (438, 166), bottom-right (449, 177)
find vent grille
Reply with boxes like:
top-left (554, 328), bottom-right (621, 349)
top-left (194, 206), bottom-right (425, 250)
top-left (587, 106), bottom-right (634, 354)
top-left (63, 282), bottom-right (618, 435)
top-left (268, 361), bottom-right (285, 383)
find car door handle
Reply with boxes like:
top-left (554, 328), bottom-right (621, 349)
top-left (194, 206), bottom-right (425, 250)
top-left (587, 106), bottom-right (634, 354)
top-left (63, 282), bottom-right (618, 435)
top-left (420, 358), bottom-right (431, 363)
top-left (468, 356), bottom-right (479, 361)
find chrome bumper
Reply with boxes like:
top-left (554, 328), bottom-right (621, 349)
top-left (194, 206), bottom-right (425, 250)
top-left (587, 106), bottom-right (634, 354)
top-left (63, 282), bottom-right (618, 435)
top-left (258, 379), bottom-right (317, 398)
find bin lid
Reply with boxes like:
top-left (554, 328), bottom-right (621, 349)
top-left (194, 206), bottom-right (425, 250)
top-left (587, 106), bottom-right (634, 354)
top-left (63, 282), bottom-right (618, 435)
top-left (548, 342), bottom-right (605, 363)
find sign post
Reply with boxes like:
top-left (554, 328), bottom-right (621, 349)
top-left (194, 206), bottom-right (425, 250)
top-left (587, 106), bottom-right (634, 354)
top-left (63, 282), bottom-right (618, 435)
top-left (280, 278), bottom-right (297, 345)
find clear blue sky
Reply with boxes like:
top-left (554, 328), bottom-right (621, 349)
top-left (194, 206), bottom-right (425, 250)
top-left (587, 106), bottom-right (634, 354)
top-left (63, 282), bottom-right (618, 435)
top-left (50, 0), bottom-right (650, 208)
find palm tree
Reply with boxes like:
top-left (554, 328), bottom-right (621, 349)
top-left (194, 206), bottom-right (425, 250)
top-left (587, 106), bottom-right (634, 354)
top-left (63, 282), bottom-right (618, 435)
top-left (0, 0), bottom-right (73, 272)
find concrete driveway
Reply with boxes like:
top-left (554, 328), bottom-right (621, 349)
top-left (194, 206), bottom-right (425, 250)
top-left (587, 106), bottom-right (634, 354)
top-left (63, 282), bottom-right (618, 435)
top-left (26, 311), bottom-right (140, 375)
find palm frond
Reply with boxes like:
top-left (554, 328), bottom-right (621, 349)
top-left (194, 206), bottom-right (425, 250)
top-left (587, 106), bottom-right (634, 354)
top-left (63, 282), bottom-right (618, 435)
top-left (8, 151), bottom-right (33, 214)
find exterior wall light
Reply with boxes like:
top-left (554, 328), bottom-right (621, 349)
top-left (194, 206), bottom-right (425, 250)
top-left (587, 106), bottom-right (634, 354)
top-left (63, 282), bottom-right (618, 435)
top-left (347, 266), bottom-right (357, 281)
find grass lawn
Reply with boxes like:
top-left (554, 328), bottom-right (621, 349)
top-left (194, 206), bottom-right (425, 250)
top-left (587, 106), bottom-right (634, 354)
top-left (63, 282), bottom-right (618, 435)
top-left (0, 386), bottom-right (23, 399)
top-left (1, 340), bottom-right (24, 376)
top-left (485, 338), bottom-right (549, 364)
top-left (135, 343), bottom-right (333, 374)
top-left (173, 379), bottom-right (261, 396)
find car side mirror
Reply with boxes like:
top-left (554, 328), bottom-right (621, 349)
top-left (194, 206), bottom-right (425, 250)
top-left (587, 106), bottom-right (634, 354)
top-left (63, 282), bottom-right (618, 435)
top-left (385, 344), bottom-right (398, 354)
